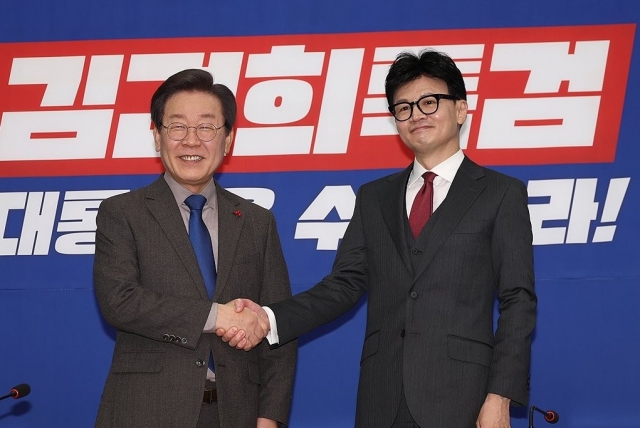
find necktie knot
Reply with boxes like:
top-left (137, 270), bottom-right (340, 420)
top-left (422, 171), bottom-right (436, 184)
top-left (185, 194), bottom-right (207, 211)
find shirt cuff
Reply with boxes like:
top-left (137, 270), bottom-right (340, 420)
top-left (263, 306), bottom-right (279, 345)
top-left (203, 303), bottom-right (218, 332)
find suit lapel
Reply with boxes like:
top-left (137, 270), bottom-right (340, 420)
top-left (379, 165), bottom-right (414, 274)
top-left (144, 177), bottom-right (209, 300)
top-left (215, 184), bottom-right (243, 300)
top-left (412, 157), bottom-right (486, 280)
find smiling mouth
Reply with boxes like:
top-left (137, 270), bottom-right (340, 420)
top-left (180, 155), bottom-right (203, 161)
top-left (411, 124), bottom-right (433, 132)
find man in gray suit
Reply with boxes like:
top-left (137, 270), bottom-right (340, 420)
top-left (94, 69), bottom-right (296, 428)
top-left (223, 50), bottom-right (537, 427)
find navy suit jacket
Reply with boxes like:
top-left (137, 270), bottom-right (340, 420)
top-left (270, 157), bottom-right (536, 427)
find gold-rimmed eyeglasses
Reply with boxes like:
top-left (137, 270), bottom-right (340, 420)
top-left (160, 122), bottom-right (224, 142)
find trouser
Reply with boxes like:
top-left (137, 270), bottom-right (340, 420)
top-left (196, 379), bottom-right (220, 428)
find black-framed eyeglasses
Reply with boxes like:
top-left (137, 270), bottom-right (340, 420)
top-left (389, 94), bottom-right (459, 122)
top-left (160, 122), bottom-right (224, 142)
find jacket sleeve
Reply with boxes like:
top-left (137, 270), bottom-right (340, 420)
top-left (270, 185), bottom-right (368, 345)
top-left (487, 179), bottom-right (537, 406)
top-left (93, 195), bottom-right (212, 349)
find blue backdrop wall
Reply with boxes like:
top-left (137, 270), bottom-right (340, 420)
top-left (0, 1), bottom-right (638, 427)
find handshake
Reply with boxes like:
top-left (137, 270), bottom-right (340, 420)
top-left (214, 299), bottom-right (270, 351)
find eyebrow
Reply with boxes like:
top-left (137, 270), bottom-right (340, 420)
top-left (394, 93), bottom-right (437, 103)
top-left (167, 113), bottom-right (217, 121)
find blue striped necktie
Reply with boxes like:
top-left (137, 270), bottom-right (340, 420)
top-left (185, 194), bottom-right (216, 299)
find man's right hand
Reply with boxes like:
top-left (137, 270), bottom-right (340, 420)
top-left (216, 299), bottom-right (270, 350)
top-left (214, 300), bottom-right (269, 351)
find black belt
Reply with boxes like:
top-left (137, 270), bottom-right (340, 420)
top-left (203, 388), bottom-right (217, 403)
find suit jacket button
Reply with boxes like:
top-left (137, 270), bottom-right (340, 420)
top-left (169, 335), bottom-right (176, 342)
top-left (411, 248), bottom-right (419, 255)
top-left (400, 329), bottom-right (406, 337)
top-left (196, 359), bottom-right (205, 367)
top-left (181, 338), bottom-right (187, 344)
top-left (163, 334), bottom-right (169, 341)
top-left (410, 291), bottom-right (418, 299)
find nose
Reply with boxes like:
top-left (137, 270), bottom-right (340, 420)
top-left (182, 127), bottom-right (201, 146)
top-left (409, 103), bottom-right (428, 121)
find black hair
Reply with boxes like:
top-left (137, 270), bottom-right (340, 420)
top-left (150, 68), bottom-right (236, 132)
top-left (385, 49), bottom-right (467, 107)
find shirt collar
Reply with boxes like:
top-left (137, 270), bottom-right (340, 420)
top-left (163, 173), bottom-right (218, 210)
top-left (408, 149), bottom-right (465, 186)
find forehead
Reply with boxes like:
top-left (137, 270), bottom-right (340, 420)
top-left (164, 90), bottom-right (222, 119)
top-left (394, 76), bottom-right (448, 102)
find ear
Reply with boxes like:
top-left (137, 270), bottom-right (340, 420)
top-left (456, 99), bottom-right (468, 126)
top-left (223, 128), bottom-right (234, 156)
top-left (153, 127), bottom-right (161, 152)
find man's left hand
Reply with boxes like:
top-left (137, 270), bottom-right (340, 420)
top-left (257, 417), bottom-right (278, 428)
top-left (476, 393), bottom-right (510, 428)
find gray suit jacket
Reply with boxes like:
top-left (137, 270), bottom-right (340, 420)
top-left (270, 157), bottom-right (536, 427)
top-left (94, 176), bottom-right (296, 428)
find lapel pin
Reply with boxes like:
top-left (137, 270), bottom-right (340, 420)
top-left (234, 210), bottom-right (242, 218)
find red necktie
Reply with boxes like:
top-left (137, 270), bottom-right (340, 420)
top-left (409, 172), bottom-right (437, 238)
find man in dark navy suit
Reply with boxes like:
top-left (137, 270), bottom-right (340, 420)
top-left (223, 50), bottom-right (536, 428)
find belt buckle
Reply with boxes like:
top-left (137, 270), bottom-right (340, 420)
top-left (203, 388), bottom-right (217, 404)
